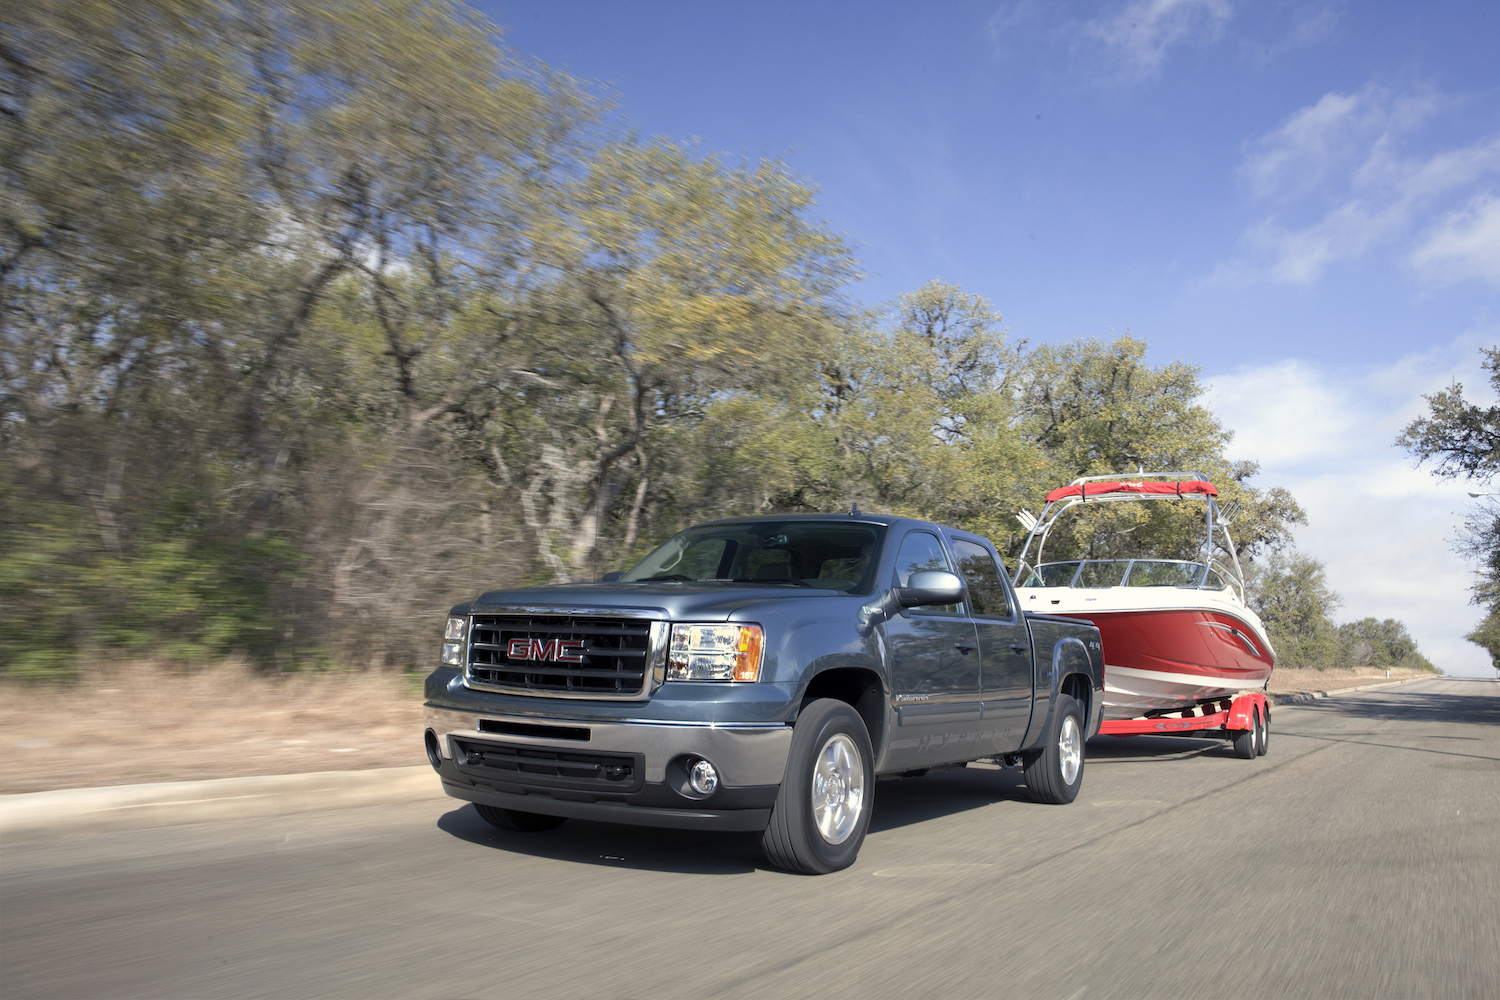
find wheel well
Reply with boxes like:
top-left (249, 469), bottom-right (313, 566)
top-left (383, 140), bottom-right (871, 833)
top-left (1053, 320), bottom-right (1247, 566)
top-left (801, 668), bottom-right (885, 758)
top-left (1060, 671), bottom-right (1091, 728)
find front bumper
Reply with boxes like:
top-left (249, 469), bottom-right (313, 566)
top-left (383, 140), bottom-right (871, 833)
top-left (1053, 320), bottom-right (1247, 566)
top-left (424, 705), bottom-right (793, 832)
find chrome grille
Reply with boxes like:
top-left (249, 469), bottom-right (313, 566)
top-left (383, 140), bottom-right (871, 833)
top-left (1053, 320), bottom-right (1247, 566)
top-left (465, 611), bottom-right (661, 699)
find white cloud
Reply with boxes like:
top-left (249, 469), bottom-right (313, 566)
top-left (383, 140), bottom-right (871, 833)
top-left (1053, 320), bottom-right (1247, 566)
top-left (1221, 84), bottom-right (1500, 286)
top-left (1239, 85), bottom-right (1437, 200)
top-left (1411, 193), bottom-right (1500, 285)
top-left (1279, 2), bottom-right (1342, 50)
top-left (1084, 0), bottom-right (1232, 78)
top-left (1203, 328), bottom-right (1499, 677)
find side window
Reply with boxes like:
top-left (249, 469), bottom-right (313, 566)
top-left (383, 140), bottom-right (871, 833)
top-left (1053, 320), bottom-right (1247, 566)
top-left (951, 538), bottom-right (1011, 618)
top-left (893, 530), bottom-right (959, 613)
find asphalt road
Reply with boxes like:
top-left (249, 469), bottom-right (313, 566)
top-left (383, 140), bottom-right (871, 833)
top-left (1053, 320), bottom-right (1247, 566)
top-left (3, 676), bottom-right (1497, 999)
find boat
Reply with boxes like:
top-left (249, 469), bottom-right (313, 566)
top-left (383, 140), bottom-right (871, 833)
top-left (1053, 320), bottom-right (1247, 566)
top-left (1011, 473), bottom-right (1276, 720)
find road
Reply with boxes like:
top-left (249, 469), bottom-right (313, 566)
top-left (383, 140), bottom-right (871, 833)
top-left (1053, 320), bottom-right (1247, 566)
top-left (3, 676), bottom-right (1496, 999)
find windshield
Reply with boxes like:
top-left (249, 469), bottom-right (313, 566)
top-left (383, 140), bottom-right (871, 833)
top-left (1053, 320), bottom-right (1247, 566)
top-left (1019, 559), bottom-right (1209, 589)
top-left (620, 521), bottom-right (884, 593)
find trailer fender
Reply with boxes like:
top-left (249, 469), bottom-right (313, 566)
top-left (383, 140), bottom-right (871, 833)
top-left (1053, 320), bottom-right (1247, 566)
top-left (1226, 692), bottom-right (1266, 732)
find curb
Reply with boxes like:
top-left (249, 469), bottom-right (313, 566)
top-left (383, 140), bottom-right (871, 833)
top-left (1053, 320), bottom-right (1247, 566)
top-left (0, 765), bottom-right (442, 842)
top-left (1265, 675), bottom-right (1432, 707)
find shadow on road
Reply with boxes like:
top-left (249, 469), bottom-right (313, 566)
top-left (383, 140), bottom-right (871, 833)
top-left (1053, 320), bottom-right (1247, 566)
top-left (434, 764), bottom-right (1037, 873)
top-left (1291, 683), bottom-right (1500, 728)
top-left (868, 764), bottom-right (1030, 833)
top-left (437, 804), bottom-right (766, 874)
top-left (1084, 734), bottom-right (1241, 762)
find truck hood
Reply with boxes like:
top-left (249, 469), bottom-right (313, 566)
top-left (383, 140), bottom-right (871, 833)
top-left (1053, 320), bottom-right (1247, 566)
top-left (460, 581), bottom-right (847, 622)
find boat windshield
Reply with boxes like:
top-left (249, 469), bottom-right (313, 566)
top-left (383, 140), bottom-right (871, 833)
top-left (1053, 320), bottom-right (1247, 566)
top-left (1125, 561), bottom-right (1205, 587)
top-left (1019, 559), bottom-right (1211, 589)
top-left (619, 521), bottom-right (884, 593)
top-left (1028, 561), bottom-right (1083, 587)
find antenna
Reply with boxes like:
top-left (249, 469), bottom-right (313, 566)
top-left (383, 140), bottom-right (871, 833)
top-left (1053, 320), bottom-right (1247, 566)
top-left (849, 502), bottom-right (860, 517)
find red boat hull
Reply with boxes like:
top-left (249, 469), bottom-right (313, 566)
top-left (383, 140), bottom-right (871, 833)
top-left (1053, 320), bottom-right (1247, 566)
top-left (1062, 608), bottom-right (1276, 718)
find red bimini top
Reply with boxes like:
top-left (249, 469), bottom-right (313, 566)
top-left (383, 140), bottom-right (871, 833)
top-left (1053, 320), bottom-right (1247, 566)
top-left (1044, 480), bottom-right (1219, 503)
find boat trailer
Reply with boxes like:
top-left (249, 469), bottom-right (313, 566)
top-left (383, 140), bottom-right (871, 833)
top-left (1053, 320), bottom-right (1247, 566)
top-left (1098, 690), bottom-right (1270, 759)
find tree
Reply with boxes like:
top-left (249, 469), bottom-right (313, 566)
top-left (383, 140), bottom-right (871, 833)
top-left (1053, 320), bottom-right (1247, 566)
top-left (1007, 336), bottom-right (1304, 566)
top-left (1247, 552), bottom-right (1435, 672)
top-left (1247, 550), bottom-right (1344, 669)
top-left (0, 0), bottom-right (600, 669)
top-left (1399, 346), bottom-right (1500, 668)
top-left (1337, 618), bottom-right (1436, 673)
top-left (0, 2), bottom-right (1324, 678)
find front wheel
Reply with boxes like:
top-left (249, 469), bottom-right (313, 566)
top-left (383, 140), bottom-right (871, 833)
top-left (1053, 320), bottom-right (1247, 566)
top-left (1025, 693), bottom-right (1085, 803)
top-left (762, 698), bottom-right (874, 874)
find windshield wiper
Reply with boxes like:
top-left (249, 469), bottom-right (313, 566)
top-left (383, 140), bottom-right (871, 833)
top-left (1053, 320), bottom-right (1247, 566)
top-left (728, 577), bottom-right (815, 587)
top-left (641, 573), bottom-right (695, 582)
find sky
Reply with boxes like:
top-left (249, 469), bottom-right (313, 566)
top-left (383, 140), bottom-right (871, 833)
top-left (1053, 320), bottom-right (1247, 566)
top-left (480, 0), bottom-right (1500, 676)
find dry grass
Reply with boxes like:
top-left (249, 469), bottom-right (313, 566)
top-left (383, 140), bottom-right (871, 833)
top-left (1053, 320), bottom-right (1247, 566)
top-left (0, 662), bottom-right (426, 794)
top-left (1266, 665), bottom-right (1437, 696)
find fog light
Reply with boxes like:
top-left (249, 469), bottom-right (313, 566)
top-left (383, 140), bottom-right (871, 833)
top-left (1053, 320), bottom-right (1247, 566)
top-left (688, 758), bottom-right (719, 796)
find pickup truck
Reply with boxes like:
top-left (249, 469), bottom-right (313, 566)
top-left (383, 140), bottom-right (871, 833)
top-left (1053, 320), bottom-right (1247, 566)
top-left (423, 513), bottom-right (1104, 873)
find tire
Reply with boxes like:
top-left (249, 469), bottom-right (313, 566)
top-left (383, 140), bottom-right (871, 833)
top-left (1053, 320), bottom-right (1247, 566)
top-left (1231, 710), bottom-right (1257, 759)
top-left (1025, 693), bottom-right (1085, 804)
top-left (762, 698), bottom-right (874, 875)
top-left (1255, 703), bottom-right (1270, 757)
top-left (473, 803), bottom-right (567, 832)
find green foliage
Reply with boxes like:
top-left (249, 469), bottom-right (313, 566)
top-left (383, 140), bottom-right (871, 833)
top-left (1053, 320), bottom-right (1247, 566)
top-left (1250, 550), bottom-right (1346, 669)
top-left (0, 490), bottom-right (298, 677)
top-left (1249, 551), bottom-right (1436, 671)
top-left (0, 0), bottom-right (1319, 677)
top-left (1337, 618), bottom-right (1437, 673)
top-left (1463, 607), bottom-right (1500, 668)
top-left (1398, 348), bottom-right (1500, 481)
top-left (1399, 346), bottom-right (1500, 669)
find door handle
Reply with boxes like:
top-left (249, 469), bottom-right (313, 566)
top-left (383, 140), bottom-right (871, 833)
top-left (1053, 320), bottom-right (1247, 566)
top-left (954, 642), bottom-right (977, 653)
top-left (1010, 643), bottom-right (1029, 654)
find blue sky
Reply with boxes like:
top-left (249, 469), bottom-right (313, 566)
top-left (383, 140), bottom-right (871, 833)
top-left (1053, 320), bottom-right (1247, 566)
top-left (481, 0), bottom-right (1500, 674)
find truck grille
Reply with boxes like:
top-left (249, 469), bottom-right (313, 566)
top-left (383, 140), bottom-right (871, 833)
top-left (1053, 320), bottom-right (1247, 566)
top-left (465, 612), bottom-right (660, 699)
top-left (452, 737), bottom-right (645, 795)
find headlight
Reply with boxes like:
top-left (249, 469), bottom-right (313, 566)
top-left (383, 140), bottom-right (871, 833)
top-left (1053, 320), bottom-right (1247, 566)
top-left (442, 617), bottom-right (466, 665)
top-left (667, 624), bottom-right (764, 682)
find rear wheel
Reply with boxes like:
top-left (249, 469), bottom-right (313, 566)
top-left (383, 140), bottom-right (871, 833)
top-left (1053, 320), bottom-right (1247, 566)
top-left (1255, 703), bottom-right (1270, 756)
top-left (762, 698), bottom-right (874, 874)
top-left (1231, 710), bottom-right (1257, 759)
top-left (474, 804), bottom-right (567, 832)
top-left (1025, 694), bottom-right (1085, 803)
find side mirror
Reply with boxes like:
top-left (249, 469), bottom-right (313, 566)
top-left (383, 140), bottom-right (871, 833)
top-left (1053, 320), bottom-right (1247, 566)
top-left (894, 570), bottom-right (966, 608)
top-left (601, 571), bottom-right (624, 583)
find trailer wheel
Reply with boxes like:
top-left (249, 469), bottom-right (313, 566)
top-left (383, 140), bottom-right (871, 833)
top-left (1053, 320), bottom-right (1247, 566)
top-left (1231, 713), bottom-right (1257, 759)
top-left (1025, 693), bottom-right (1085, 803)
top-left (762, 698), bottom-right (873, 874)
top-left (1254, 703), bottom-right (1270, 757)
top-left (474, 804), bottom-right (567, 832)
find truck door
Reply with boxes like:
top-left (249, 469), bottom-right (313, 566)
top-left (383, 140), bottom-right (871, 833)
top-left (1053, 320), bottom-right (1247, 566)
top-left (882, 529), bottom-right (982, 768)
top-left (950, 536), bottom-right (1034, 751)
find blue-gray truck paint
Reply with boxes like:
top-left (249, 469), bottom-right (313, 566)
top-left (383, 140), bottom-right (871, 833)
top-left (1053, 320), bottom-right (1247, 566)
top-left (424, 514), bottom-right (1103, 831)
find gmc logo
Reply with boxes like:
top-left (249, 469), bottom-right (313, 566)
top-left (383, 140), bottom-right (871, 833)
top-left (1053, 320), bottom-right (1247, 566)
top-left (507, 637), bottom-right (586, 663)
